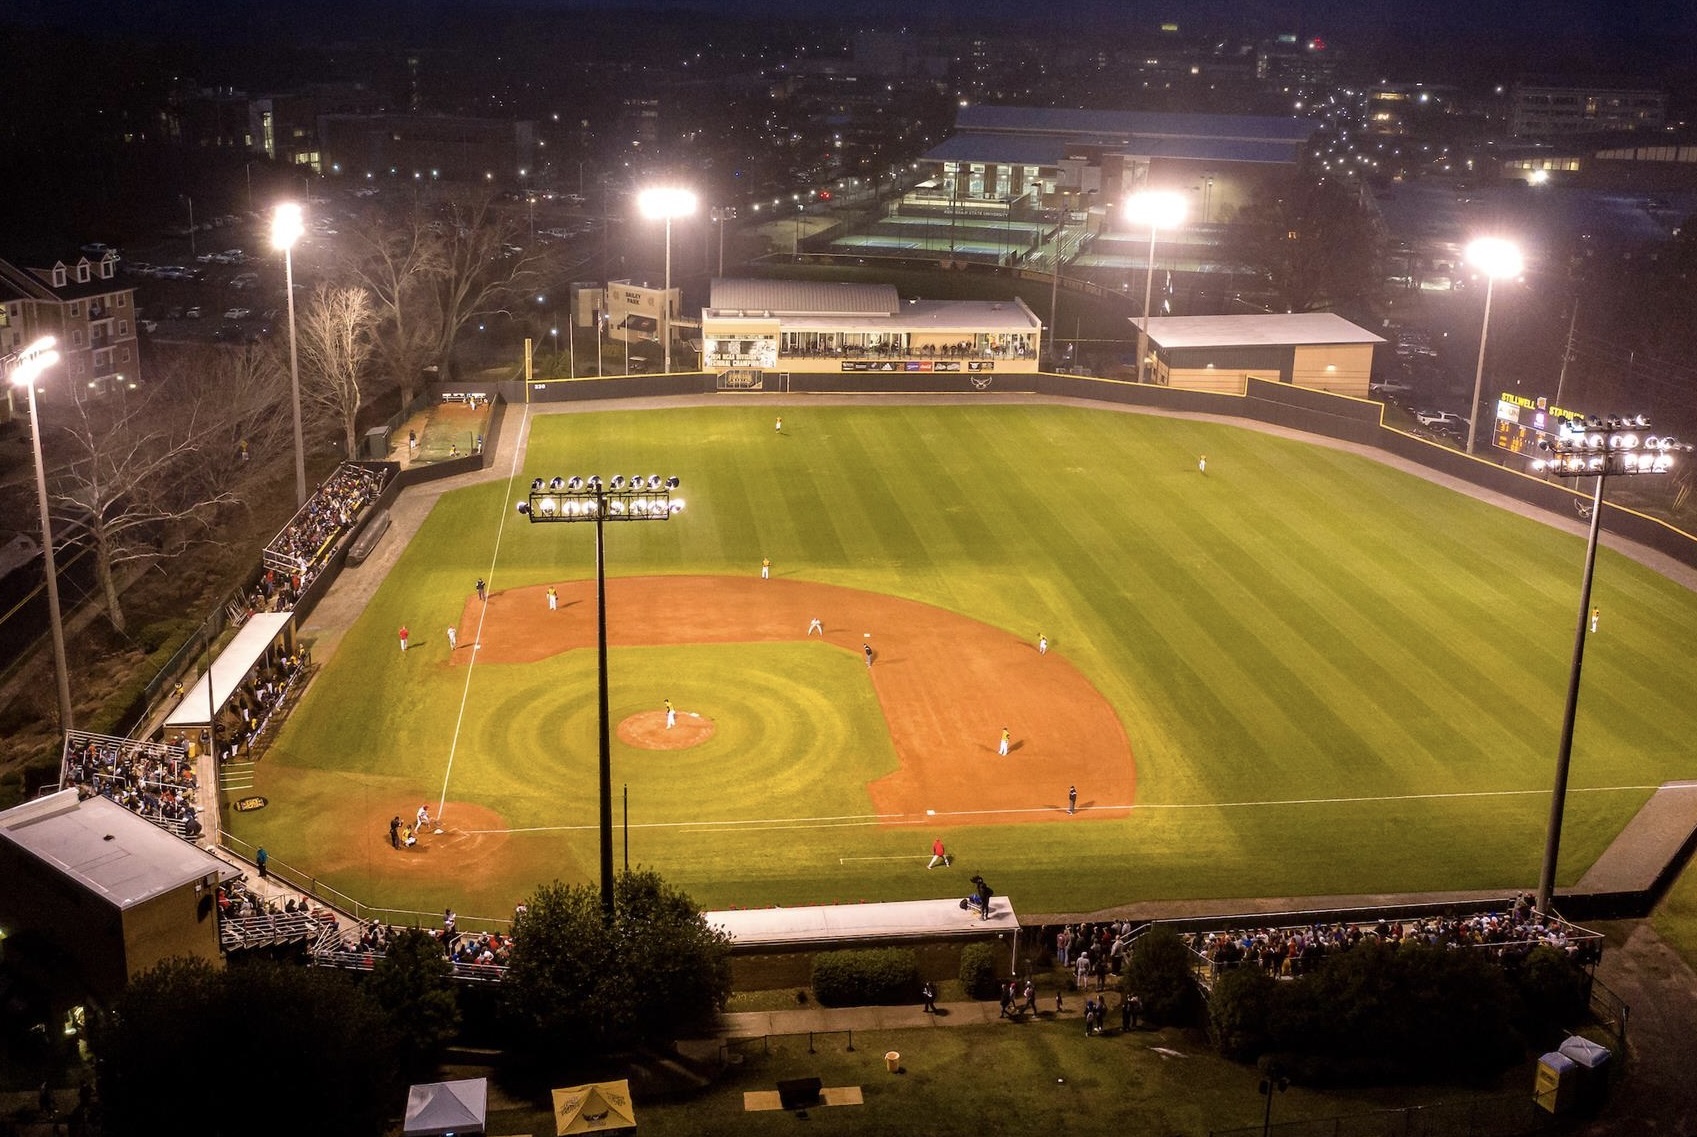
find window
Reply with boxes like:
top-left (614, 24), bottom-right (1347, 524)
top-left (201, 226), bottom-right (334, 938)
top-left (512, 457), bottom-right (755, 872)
top-left (53, 267), bottom-right (67, 287)
top-left (121, 348), bottom-right (131, 362)
top-left (76, 263), bottom-right (90, 283)
top-left (71, 301), bottom-right (81, 317)
top-left (119, 320), bottom-right (129, 335)
top-left (118, 293), bottom-right (127, 307)
top-left (72, 330), bottom-right (84, 346)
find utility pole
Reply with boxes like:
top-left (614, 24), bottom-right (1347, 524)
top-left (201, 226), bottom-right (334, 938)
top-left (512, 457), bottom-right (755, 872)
top-left (1554, 299), bottom-right (1579, 408)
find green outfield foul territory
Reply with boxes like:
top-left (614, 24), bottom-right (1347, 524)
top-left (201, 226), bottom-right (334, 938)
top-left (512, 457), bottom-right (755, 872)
top-left (235, 404), bottom-right (1697, 923)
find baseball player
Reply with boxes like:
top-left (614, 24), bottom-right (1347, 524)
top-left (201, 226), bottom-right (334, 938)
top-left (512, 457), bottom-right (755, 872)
top-left (761, 557), bottom-right (771, 580)
top-left (446, 625), bottom-right (457, 649)
top-left (863, 643), bottom-right (874, 669)
top-left (398, 625), bottom-right (409, 652)
top-left (665, 698), bottom-right (676, 729)
top-left (998, 727), bottom-right (1010, 756)
top-left (807, 617), bottom-right (823, 636)
top-left (547, 585), bottom-right (558, 611)
top-left (1038, 633), bottom-right (1048, 655)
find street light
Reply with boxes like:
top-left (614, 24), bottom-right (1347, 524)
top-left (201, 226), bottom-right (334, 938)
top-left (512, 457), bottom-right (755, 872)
top-left (517, 474), bottom-right (685, 920)
top-left (1529, 415), bottom-right (1688, 917)
top-left (1463, 237), bottom-right (1524, 455)
top-left (272, 202), bottom-right (307, 506)
top-left (1124, 190), bottom-right (1188, 383)
top-left (637, 187), bottom-right (697, 375)
top-left (5, 337), bottom-right (74, 735)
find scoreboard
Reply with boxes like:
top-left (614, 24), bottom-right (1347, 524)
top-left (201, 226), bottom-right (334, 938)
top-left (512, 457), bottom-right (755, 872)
top-left (1492, 392), bottom-right (1585, 457)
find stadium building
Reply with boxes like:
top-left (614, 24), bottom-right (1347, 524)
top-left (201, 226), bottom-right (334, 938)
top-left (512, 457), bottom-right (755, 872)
top-left (1142, 312), bottom-right (1382, 396)
top-left (699, 278), bottom-right (1041, 387)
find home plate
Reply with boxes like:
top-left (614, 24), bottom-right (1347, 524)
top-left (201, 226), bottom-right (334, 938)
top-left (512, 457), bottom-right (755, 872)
top-left (434, 828), bottom-right (445, 835)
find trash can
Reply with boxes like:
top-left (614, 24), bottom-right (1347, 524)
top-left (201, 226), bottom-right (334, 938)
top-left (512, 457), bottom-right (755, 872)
top-left (1558, 1036), bottom-right (1611, 1112)
top-left (884, 1051), bottom-right (900, 1073)
top-left (1534, 1051), bottom-right (1577, 1114)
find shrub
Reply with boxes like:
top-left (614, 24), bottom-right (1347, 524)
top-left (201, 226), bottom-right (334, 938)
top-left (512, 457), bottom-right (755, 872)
top-left (811, 948), bottom-right (920, 1007)
top-left (1121, 925), bottom-right (1202, 1027)
top-left (1209, 965), bottom-right (1278, 1060)
top-left (958, 943), bottom-right (999, 1000)
top-left (1507, 945), bottom-right (1591, 1038)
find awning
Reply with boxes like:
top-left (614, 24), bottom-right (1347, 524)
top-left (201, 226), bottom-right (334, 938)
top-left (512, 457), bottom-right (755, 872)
top-left (164, 612), bottom-right (293, 728)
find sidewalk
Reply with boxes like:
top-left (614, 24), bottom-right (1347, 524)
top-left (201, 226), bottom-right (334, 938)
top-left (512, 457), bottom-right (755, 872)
top-left (712, 991), bottom-right (1116, 1040)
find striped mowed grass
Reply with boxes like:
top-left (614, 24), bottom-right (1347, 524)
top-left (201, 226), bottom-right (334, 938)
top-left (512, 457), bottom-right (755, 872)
top-left (236, 404), bottom-right (1697, 921)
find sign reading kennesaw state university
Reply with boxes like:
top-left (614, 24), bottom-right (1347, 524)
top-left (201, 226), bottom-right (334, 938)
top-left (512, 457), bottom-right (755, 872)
top-left (232, 796), bottom-right (269, 812)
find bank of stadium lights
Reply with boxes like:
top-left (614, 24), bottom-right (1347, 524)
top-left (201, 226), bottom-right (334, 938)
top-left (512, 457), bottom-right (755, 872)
top-left (1530, 412), bottom-right (1687, 921)
top-left (517, 474), bottom-right (683, 921)
top-left (516, 475), bottom-right (683, 521)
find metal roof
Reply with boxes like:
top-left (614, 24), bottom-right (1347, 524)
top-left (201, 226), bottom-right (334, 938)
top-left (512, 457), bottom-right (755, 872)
top-left (165, 612), bottom-right (293, 728)
top-left (0, 789), bottom-right (236, 911)
top-left (1146, 313), bottom-right (1385, 349)
top-left (955, 105), bottom-right (1317, 143)
top-left (922, 134), bottom-right (1069, 166)
top-left (709, 279), bottom-right (900, 317)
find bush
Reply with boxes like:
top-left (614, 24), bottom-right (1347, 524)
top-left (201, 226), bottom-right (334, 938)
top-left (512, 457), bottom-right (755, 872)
top-left (1209, 965), bottom-right (1278, 1060)
top-left (811, 948), bottom-right (920, 1007)
top-left (958, 943), bottom-right (999, 1000)
top-left (1507, 945), bottom-right (1591, 1038)
top-left (1122, 925), bottom-right (1202, 1027)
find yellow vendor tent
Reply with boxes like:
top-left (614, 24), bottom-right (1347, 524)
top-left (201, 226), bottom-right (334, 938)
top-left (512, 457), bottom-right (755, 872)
top-left (552, 1080), bottom-right (636, 1134)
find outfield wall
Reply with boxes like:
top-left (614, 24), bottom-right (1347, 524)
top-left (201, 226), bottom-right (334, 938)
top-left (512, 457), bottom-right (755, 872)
top-left (427, 371), bottom-right (1697, 572)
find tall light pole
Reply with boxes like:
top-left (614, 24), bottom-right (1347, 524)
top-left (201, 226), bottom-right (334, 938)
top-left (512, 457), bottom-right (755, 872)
top-left (6, 337), bottom-right (74, 735)
top-left (272, 202), bottom-right (308, 506)
top-left (1464, 237), bottom-right (1524, 455)
top-left (1124, 190), bottom-right (1188, 383)
top-left (637, 187), bottom-right (697, 375)
top-left (518, 475), bottom-right (685, 920)
top-left (1529, 417), bottom-right (1687, 917)
top-left (180, 195), bottom-right (196, 257)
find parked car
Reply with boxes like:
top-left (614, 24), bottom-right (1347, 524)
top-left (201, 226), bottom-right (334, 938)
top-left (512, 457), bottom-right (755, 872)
top-left (223, 307), bottom-right (252, 321)
top-left (184, 306), bottom-right (203, 319)
top-left (1415, 409), bottom-right (1468, 429)
top-left (137, 319), bottom-right (159, 333)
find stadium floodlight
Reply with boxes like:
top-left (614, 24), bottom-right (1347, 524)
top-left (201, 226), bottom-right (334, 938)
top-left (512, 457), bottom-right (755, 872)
top-left (637, 186), bottom-right (697, 375)
top-left (1531, 414), bottom-right (1687, 919)
top-left (272, 202), bottom-right (309, 505)
top-left (517, 473), bottom-right (685, 920)
top-left (1463, 237), bottom-right (1524, 455)
top-left (4, 336), bottom-right (73, 736)
top-left (1123, 190), bottom-right (1188, 383)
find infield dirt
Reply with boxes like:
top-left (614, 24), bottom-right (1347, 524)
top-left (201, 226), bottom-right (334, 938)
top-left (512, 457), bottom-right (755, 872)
top-left (456, 575), bottom-right (1136, 824)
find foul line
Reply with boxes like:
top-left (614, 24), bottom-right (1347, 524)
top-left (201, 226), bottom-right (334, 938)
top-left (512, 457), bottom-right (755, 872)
top-left (459, 782), bottom-right (1678, 837)
top-left (436, 403), bottom-right (534, 826)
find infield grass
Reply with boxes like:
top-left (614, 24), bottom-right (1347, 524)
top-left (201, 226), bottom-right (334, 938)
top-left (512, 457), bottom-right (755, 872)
top-left (238, 404), bottom-right (1697, 921)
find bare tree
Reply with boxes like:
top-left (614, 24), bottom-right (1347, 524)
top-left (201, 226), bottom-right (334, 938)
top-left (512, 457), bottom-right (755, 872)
top-left (337, 211), bottom-right (447, 408)
top-left (295, 283), bottom-right (378, 457)
top-left (49, 351), bottom-right (288, 633)
top-left (1226, 175), bottom-right (1381, 313)
top-left (429, 192), bottom-right (544, 379)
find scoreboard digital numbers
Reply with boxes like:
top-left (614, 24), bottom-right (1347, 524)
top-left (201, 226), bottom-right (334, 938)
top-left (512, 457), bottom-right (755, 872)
top-left (1493, 392), bottom-right (1584, 457)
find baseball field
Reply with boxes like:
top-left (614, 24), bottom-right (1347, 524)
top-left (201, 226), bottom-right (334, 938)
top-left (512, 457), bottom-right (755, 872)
top-left (229, 402), bottom-right (1697, 925)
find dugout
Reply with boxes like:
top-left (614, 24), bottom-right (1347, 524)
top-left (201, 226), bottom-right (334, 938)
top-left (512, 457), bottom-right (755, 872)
top-left (162, 611), bottom-right (295, 747)
top-left (706, 895), bottom-right (1021, 988)
top-left (1143, 312), bottom-right (1383, 397)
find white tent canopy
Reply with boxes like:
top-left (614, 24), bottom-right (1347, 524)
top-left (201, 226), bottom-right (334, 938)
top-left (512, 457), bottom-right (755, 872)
top-left (164, 612), bottom-right (293, 728)
top-left (404, 1078), bottom-right (487, 1137)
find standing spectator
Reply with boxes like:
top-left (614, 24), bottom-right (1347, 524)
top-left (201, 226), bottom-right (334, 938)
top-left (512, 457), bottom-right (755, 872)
top-left (408, 429), bottom-right (418, 453)
top-left (1057, 925), bottom-right (1074, 967)
top-left (921, 980), bottom-right (937, 1014)
top-left (1083, 997), bottom-right (1096, 1036)
top-left (1124, 993), bottom-right (1142, 1031)
top-left (256, 847), bottom-right (268, 879)
top-left (999, 982), bottom-right (1015, 1019)
top-left (1074, 949), bottom-right (1091, 991)
top-left (1022, 979), bottom-right (1037, 1015)
top-left (398, 625), bottom-right (409, 652)
top-left (444, 908), bottom-right (457, 937)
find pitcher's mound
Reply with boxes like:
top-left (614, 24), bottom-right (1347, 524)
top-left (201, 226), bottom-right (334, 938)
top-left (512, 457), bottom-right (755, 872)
top-left (619, 710), bottom-right (716, 750)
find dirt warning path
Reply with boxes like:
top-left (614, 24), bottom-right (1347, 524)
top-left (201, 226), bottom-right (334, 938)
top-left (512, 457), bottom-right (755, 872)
top-left (457, 575), bottom-right (1135, 824)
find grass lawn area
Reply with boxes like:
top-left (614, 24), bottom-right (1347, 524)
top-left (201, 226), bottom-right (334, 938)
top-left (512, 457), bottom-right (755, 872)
top-left (481, 1019), bottom-right (1538, 1137)
top-left (236, 404), bottom-right (1697, 922)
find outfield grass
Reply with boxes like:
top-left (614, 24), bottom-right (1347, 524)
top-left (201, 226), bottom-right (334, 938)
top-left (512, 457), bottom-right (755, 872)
top-left (237, 404), bottom-right (1697, 921)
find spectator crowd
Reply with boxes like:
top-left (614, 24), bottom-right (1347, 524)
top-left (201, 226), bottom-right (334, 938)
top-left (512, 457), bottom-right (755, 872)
top-left (64, 732), bottom-right (202, 838)
top-left (259, 463), bottom-right (389, 604)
